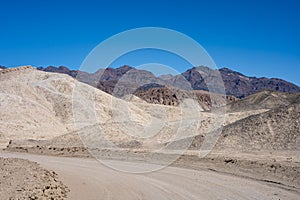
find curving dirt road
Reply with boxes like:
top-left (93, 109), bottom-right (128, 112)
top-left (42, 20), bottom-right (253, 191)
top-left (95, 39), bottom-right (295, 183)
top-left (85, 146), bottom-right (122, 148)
top-left (1, 152), bottom-right (299, 200)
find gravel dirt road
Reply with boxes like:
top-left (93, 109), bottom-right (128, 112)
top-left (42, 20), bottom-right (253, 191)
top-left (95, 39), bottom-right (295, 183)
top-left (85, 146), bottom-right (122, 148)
top-left (1, 152), bottom-right (299, 200)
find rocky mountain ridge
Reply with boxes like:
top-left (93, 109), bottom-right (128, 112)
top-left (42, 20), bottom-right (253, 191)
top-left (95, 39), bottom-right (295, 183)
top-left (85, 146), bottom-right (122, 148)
top-left (3, 65), bottom-right (299, 100)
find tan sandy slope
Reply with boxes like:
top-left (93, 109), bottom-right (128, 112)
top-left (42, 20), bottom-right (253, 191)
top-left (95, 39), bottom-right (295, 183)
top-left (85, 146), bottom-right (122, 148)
top-left (0, 66), bottom-right (264, 149)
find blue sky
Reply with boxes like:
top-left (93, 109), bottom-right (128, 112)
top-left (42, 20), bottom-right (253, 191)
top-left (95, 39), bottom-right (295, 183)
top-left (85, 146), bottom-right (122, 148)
top-left (0, 0), bottom-right (299, 85)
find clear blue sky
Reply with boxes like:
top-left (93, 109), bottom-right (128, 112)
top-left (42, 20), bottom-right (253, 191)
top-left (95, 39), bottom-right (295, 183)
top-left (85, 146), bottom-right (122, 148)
top-left (0, 0), bottom-right (299, 85)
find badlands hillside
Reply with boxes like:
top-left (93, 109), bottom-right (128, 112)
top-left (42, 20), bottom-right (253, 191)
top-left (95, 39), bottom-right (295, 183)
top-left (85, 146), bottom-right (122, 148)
top-left (0, 66), bottom-right (198, 149)
top-left (226, 89), bottom-right (300, 112)
top-left (0, 67), bottom-right (138, 146)
top-left (0, 66), bottom-right (275, 151)
top-left (1, 66), bottom-right (300, 198)
top-left (0, 66), bottom-right (75, 145)
top-left (218, 99), bottom-right (300, 151)
top-left (173, 90), bottom-right (300, 151)
top-left (1, 66), bottom-right (299, 151)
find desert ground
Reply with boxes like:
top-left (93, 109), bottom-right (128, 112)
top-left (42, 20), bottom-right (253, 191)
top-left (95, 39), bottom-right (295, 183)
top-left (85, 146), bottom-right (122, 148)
top-left (0, 66), bottom-right (299, 199)
top-left (1, 151), bottom-right (299, 200)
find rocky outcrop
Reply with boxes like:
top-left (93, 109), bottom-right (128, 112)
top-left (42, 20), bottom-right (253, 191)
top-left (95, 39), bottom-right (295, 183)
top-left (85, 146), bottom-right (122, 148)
top-left (134, 83), bottom-right (236, 109)
top-left (0, 157), bottom-right (69, 199)
top-left (0, 66), bottom-right (33, 75)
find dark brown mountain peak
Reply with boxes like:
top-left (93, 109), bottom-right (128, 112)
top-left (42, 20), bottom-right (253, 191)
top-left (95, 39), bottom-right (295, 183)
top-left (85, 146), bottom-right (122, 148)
top-left (101, 65), bottom-right (135, 81)
top-left (117, 65), bottom-right (134, 71)
top-left (57, 65), bottom-right (70, 71)
top-left (179, 66), bottom-right (300, 98)
top-left (219, 67), bottom-right (245, 76)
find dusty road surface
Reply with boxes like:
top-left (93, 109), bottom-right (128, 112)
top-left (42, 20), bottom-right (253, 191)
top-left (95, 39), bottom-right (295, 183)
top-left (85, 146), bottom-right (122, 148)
top-left (1, 152), bottom-right (299, 200)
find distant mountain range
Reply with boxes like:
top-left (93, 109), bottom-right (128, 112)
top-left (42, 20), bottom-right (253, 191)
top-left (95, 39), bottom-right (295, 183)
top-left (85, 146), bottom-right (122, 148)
top-left (33, 65), bottom-right (300, 99)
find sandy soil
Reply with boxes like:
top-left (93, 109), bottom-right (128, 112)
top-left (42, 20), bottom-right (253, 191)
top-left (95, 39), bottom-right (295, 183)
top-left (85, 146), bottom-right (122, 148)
top-left (3, 146), bottom-right (300, 191)
top-left (1, 152), bottom-right (299, 200)
top-left (0, 157), bottom-right (69, 199)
